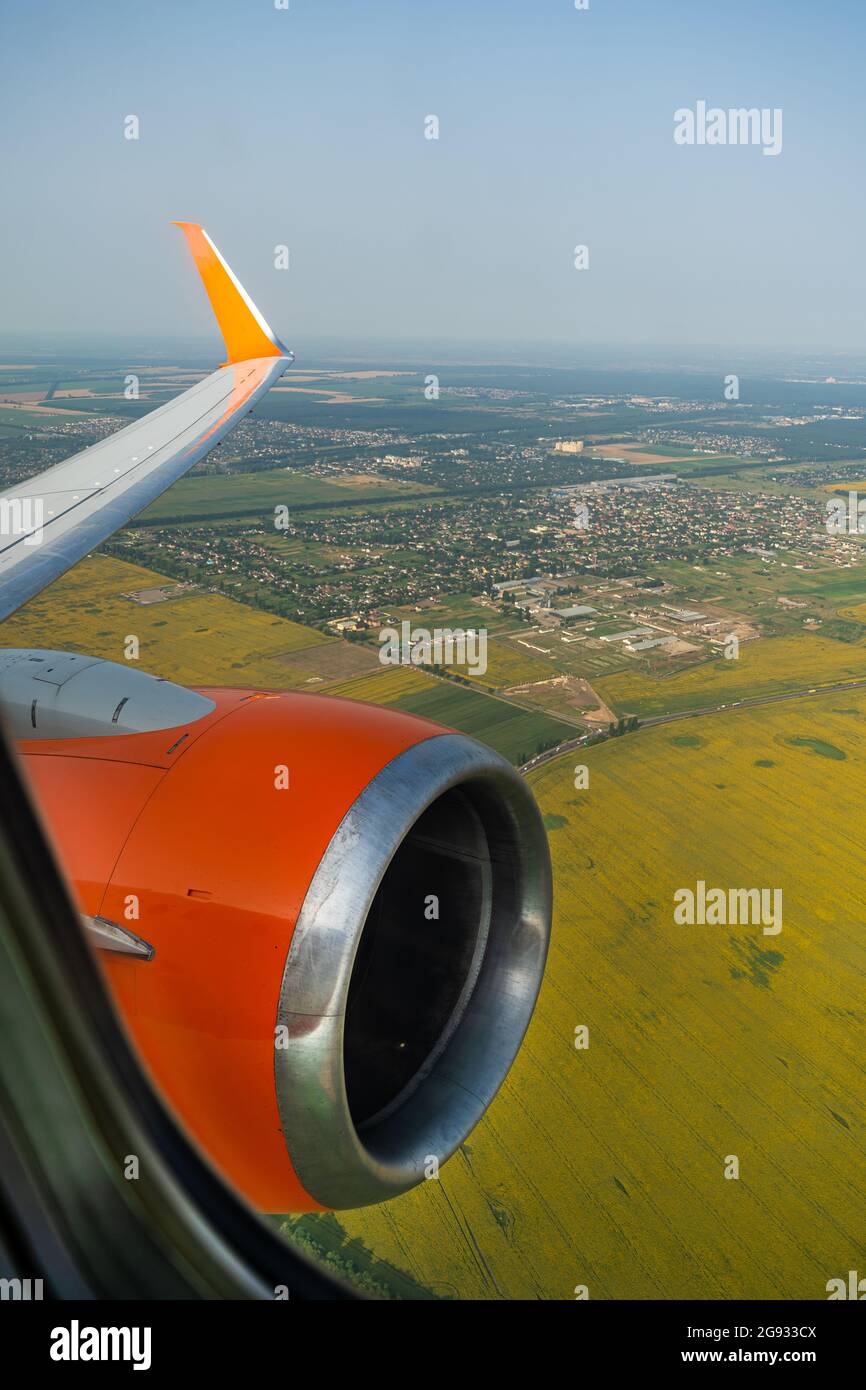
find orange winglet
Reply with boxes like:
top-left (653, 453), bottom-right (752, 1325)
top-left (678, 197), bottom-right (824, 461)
top-left (173, 221), bottom-right (288, 366)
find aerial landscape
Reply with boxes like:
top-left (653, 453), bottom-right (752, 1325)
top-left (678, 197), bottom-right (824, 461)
top-left (3, 346), bottom-right (866, 1298)
top-left (4, 0), bottom-right (866, 1335)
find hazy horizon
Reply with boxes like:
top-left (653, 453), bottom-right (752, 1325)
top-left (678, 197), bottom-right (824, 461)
top-left (3, 0), bottom-right (866, 354)
top-left (6, 333), bottom-right (866, 382)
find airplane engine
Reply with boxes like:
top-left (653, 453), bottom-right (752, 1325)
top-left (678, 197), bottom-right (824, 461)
top-left (7, 650), bottom-right (552, 1212)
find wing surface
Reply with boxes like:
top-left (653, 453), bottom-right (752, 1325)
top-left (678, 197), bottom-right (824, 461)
top-left (0, 225), bottom-right (292, 621)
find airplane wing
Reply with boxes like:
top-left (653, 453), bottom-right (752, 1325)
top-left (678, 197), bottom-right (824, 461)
top-left (0, 223), bottom-right (293, 622)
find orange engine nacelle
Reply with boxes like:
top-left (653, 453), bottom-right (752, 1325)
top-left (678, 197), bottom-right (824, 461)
top-left (17, 682), bottom-right (551, 1212)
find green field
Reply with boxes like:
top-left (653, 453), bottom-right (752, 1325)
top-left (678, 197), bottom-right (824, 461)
top-left (389, 593), bottom-right (520, 637)
top-left (313, 690), bottom-right (866, 1298)
top-left (392, 681), bottom-right (572, 762)
top-left (654, 553), bottom-right (866, 615)
top-left (586, 446), bottom-right (765, 475)
top-left (325, 667), bottom-right (574, 764)
top-left (138, 468), bottom-right (436, 523)
top-left (444, 637), bottom-right (557, 691)
top-left (0, 404), bottom-right (88, 428)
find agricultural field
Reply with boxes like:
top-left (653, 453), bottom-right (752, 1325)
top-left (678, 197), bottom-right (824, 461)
top-left (388, 680), bottom-right (574, 764)
top-left (0, 554), bottom-right (333, 688)
top-left (500, 674), bottom-right (613, 727)
top-left (837, 599), bottom-right (866, 625)
top-left (549, 641), bottom-right (634, 680)
top-left (654, 553), bottom-right (866, 622)
top-left (500, 627), bottom-right (633, 681)
top-left (0, 557), bottom-right (574, 766)
top-left (323, 666), bottom-right (434, 703)
top-left (308, 691), bottom-right (866, 1298)
top-left (443, 637), bottom-right (557, 691)
top-left (323, 665), bottom-right (574, 765)
top-left (587, 444), bottom-right (763, 476)
top-left (273, 640), bottom-right (383, 687)
top-left (597, 633), bottom-right (866, 718)
top-left (825, 475), bottom-right (866, 493)
top-left (389, 593), bottom-right (520, 637)
top-left (0, 403), bottom-right (90, 429)
top-left (137, 468), bottom-right (437, 524)
top-left (689, 466), bottom-right (825, 499)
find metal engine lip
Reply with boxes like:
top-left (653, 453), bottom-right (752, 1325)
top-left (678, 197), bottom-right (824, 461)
top-left (273, 731), bottom-right (552, 1210)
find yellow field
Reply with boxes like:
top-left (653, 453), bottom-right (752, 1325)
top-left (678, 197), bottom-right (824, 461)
top-left (328, 691), bottom-right (866, 1298)
top-left (597, 633), bottom-right (866, 718)
top-left (10, 552), bottom-right (865, 1297)
top-left (0, 554), bottom-right (332, 688)
top-left (321, 666), bottom-right (435, 702)
top-left (837, 600), bottom-right (866, 625)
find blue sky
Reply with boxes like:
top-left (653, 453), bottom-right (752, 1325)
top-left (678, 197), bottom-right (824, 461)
top-left (1, 0), bottom-right (865, 356)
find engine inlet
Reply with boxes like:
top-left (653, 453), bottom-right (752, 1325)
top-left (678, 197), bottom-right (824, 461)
top-left (274, 732), bottom-right (552, 1210)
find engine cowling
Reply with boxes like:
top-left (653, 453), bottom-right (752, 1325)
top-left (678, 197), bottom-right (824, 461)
top-left (13, 654), bottom-right (552, 1212)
